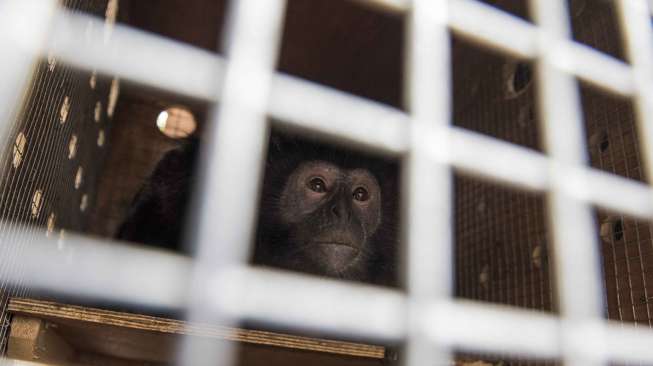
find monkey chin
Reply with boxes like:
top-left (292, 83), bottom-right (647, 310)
top-left (306, 242), bottom-right (361, 277)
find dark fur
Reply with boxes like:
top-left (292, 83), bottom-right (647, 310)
top-left (117, 140), bottom-right (198, 251)
top-left (117, 133), bottom-right (398, 287)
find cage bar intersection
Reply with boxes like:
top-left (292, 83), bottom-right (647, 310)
top-left (2, 0), bottom-right (653, 365)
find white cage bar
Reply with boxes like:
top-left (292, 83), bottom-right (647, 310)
top-left (532, 1), bottom-right (604, 366)
top-left (0, 0), bottom-right (653, 365)
top-left (403, 0), bottom-right (453, 365)
top-left (180, 0), bottom-right (287, 365)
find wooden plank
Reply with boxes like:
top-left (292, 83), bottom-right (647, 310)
top-left (8, 298), bottom-right (386, 360)
top-left (7, 315), bottom-right (75, 365)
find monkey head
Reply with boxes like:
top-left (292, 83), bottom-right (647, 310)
top-left (276, 160), bottom-right (382, 277)
top-left (254, 135), bottom-right (398, 286)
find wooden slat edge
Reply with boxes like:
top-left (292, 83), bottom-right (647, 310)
top-left (8, 298), bottom-right (386, 359)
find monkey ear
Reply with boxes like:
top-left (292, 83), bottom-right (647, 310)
top-left (268, 132), bottom-right (286, 154)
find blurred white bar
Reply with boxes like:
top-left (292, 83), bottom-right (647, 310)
top-left (0, 229), bottom-right (192, 309)
top-left (443, 126), bottom-right (549, 190)
top-left (48, 9), bottom-right (223, 101)
top-left (616, 0), bottom-right (653, 183)
top-left (403, 0), bottom-right (453, 365)
top-left (189, 1), bottom-right (285, 266)
top-left (403, 0), bottom-right (452, 304)
top-left (0, 0), bottom-right (56, 156)
top-left (436, 126), bottom-right (653, 219)
top-left (564, 42), bottom-right (634, 97)
top-left (181, 0), bottom-right (287, 365)
top-left (582, 166), bottom-right (653, 218)
top-left (269, 74), bottom-right (408, 154)
top-left (0, 0), bottom-right (56, 54)
top-left (605, 321), bottom-right (653, 364)
top-left (426, 300), bottom-right (561, 359)
top-left (211, 266), bottom-right (406, 341)
top-left (531, 1), bottom-right (605, 366)
top-left (449, 0), bottom-right (538, 58)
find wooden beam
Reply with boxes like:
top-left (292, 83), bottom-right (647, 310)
top-left (8, 298), bottom-right (386, 360)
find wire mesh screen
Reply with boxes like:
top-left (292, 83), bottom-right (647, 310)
top-left (3, 0), bottom-right (653, 366)
top-left (451, 29), bottom-right (554, 315)
top-left (0, 0), bottom-right (116, 354)
top-left (455, 176), bottom-right (553, 312)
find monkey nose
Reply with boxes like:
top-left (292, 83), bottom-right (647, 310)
top-left (317, 243), bottom-right (358, 269)
top-left (330, 204), bottom-right (340, 218)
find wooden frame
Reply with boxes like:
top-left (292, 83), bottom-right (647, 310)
top-left (5, 298), bottom-right (387, 365)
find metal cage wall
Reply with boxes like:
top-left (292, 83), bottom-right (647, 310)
top-left (3, 0), bottom-right (653, 365)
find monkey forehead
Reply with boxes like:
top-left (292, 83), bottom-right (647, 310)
top-left (347, 168), bottom-right (380, 187)
top-left (293, 161), bottom-right (379, 184)
top-left (293, 160), bottom-right (340, 176)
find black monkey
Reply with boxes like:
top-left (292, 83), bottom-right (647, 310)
top-left (117, 139), bottom-right (199, 251)
top-left (117, 133), bottom-right (398, 287)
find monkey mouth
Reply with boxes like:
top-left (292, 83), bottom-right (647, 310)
top-left (313, 241), bottom-right (356, 248)
top-left (311, 242), bottom-right (360, 271)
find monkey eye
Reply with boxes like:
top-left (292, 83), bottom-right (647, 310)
top-left (353, 187), bottom-right (369, 202)
top-left (308, 177), bottom-right (327, 193)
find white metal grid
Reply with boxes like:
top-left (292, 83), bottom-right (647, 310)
top-left (1, 0), bottom-right (653, 365)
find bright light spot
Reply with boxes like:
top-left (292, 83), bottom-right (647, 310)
top-left (156, 106), bottom-right (197, 138)
top-left (157, 111), bottom-right (169, 130)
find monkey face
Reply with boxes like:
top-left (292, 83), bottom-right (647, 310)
top-left (277, 160), bottom-right (382, 277)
